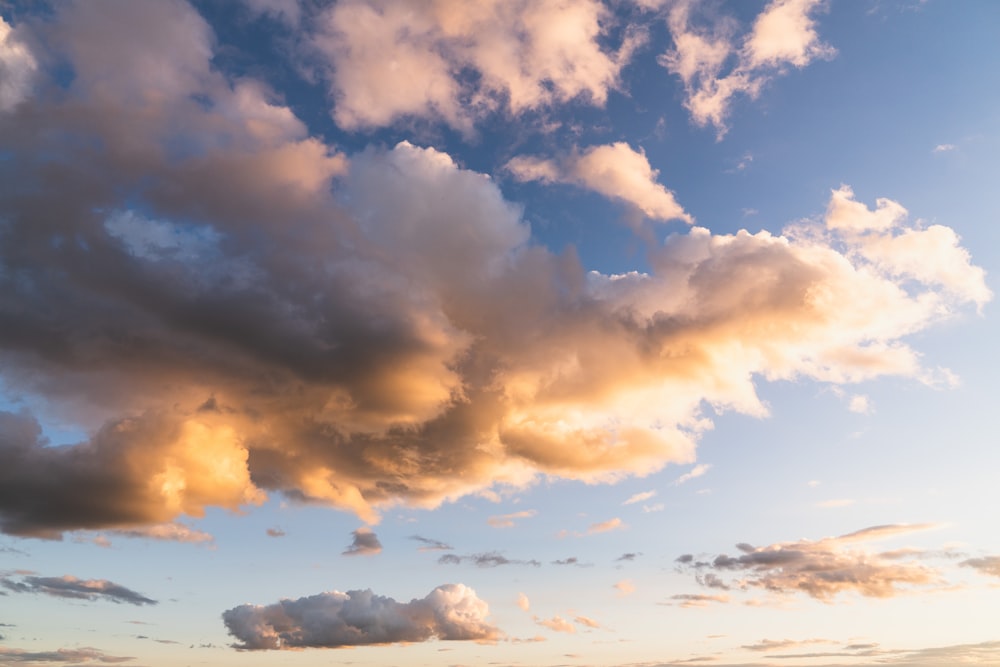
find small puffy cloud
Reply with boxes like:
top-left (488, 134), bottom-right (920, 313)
top-left (222, 583), bottom-right (499, 649)
top-left (534, 615), bottom-right (575, 634)
top-left (343, 527), bottom-right (382, 556)
top-left (487, 510), bottom-right (537, 528)
top-left (933, 143), bottom-right (957, 153)
top-left (587, 518), bottom-right (625, 535)
top-left (265, 527), bottom-right (285, 538)
top-left (961, 556), bottom-right (1000, 578)
top-left (506, 143), bottom-right (692, 223)
top-left (613, 579), bottom-right (635, 596)
top-left (660, 0), bottom-right (834, 135)
top-left (517, 592), bottom-right (531, 612)
top-left (623, 490), bottom-right (656, 505)
top-left (574, 615), bottom-right (600, 629)
top-left (616, 553), bottom-right (639, 562)
top-left (848, 394), bottom-right (873, 414)
top-left (1, 574), bottom-right (156, 606)
top-left (678, 524), bottom-right (943, 601)
top-left (675, 463), bottom-right (712, 485)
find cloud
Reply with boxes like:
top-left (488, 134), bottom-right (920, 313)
top-left (660, 0), bottom-right (835, 135)
top-left (613, 579), bottom-right (635, 595)
top-left (960, 556), bottom-right (1000, 578)
top-left (933, 143), bottom-right (956, 153)
top-left (311, 0), bottom-right (642, 132)
top-left (342, 527), bottom-right (382, 556)
top-left (0, 646), bottom-right (134, 664)
top-left (0, 0), bottom-right (989, 539)
top-left (109, 523), bottom-right (214, 544)
top-left (623, 490), bottom-right (657, 505)
top-left (678, 524), bottom-right (943, 601)
top-left (741, 638), bottom-right (835, 652)
top-left (506, 143), bottom-right (692, 223)
top-left (668, 593), bottom-right (729, 608)
top-left (439, 552), bottom-right (541, 568)
top-left (675, 463), bottom-right (712, 485)
top-left (0, 574), bottom-right (156, 605)
top-left (487, 510), bottom-right (537, 528)
top-left (616, 553), bottom-right (639, 561)
top-left (517, 592), bottom-right (530, 611)
top-left (816, 498), bottom-right (856, 508)
top-left (222, 583), bottom-right (499, 649)
top-left (534, 615), bottom-right (576, 633)
top-left (847, 394), bottom-right (873, 414)
top-left (411, 535), bottom-right (453, 552)
top-left (0, 16), bottom-right (37, 112)
top-left (587, 518), bottom-right (625, 535)
top-left (265, 527), bottom-right (285, 538)
top-left (573, 615), bottom-right (600, 629)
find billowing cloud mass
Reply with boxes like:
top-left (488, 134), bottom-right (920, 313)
top-left (1, 574), bottom-right (156, 606)
top-left (0, 0), bottom-right (990, 540)
top-left (506, 143), bottom-right (692, 222)
top-left (660, 0), bottom-right (835, 134)
top-left (342, 527), bottom-right (382, 556)
top-left (222, 584), bottom-right (499, 649)
top-left (677, 524), bottom-right (943, 601)
top-left (312, 0), bottom-right (642, 131)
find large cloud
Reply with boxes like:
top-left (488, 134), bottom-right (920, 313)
top-left (311, 0), bottom-right (642, 131)
top-left (222, 584), bottom-right (499, 649)
top-left (0, 0), bottom-right (990, 538)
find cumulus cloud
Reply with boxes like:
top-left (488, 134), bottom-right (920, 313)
top-left (487, 510), bottom-right (537, 528)
top-left (342, 527), bottom-right (382, 556)
top-left (311, 0), bottom-right (642, 131)
top-left (677, 524), bottom-right (943, 601)
top-left (1, 574), bottom-right (156, 605)
top-left (222, 583), bottom-right (499, 649)
top-left (660, 0), bottom-right (835, 135)
top-left (0, 0), bottom-right (989, 540)
top-left (506, 143), bottom-right (692, 223)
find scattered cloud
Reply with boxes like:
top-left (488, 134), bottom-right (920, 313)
top-left (342, 527), bottom-right (382, 556)
top-left (411, 535), bottom-right (453, 552)
top-left (534, 614), bottom-right (576, 633)
top-left (0, 16), bottom-right (37, 113)
top-left (109, 524), bottom-right (214, 544)
top-left (848, 394), bottom-right (873, 414)
top-left (587, 518), bottom-right (625, 535)
top-left (616, 552), bottom-right (640, 562)
top-left (675, 463), bottom-right (712, 485)
top-left (623, 490), bottom-right (657, 505)
top-left (517, 592), bottom-right (531, 612)
top-left (0, 574), bottom-right (156, 606)
top-left (506, 142), bottom-right (692, 223)
top-left (817, 498), bottom-right (856, 508)
top-left (265, 527), bottom-right (285, 538)
top-left (439, 552), bottom-right (541, 568)
top-left (223, 583), bottom-right (499, 649)
top-left (487, 510), bottom-right (537, 528)
top-left (677, 524), bottom-right (943, 601)
top-left (614, 579), bottom-right (635, 596)
top-left (667, 593), bottom-right (729, 608)
top-left (0, 646), bottom-right (134, 664)
top-left (741, 637), bottom-right (835, 652)
top-left (574, 615), bottom-right (601, 629)
top-left (961, 556), bottom-right (1000, 578)
top-left (660, 0), bottom-right (836, 135)
top-left (932, 143), bottom-right (956, 153)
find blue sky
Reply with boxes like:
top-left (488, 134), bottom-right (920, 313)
top-left (1, 1), bottom-right (999, 665)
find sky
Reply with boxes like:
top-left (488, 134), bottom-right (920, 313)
top-left (0, 0), bottom-right (999, 665)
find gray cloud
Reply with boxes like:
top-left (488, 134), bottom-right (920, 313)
top-left (222, 583), bottom-right (499, 649)
top-left (678, 524), bottom-right (942, 601)
top-left (410, 535), bottom-right (452, 552)
top-left (0, 646), bottom-right (133, 664)
top-left (960, 555), bottom-right (1000, 578)
top-left (342, 527), bottom-right (382, 556)
top-left (1, 574), bottom-right (156, 605)
top-left (438, 551), bottom-right (541, 568)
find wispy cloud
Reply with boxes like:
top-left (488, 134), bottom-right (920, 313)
top-left (411, 535), bottom-right (453, 552)
top-left (675, 463), bottom-right (712, 485)
top-left (676, 524), bottom-right (943, 601)
top-left (961, 556), bottom-right (1000, 578)
top-left (1, 574), bottom-right (156, 606)
top-left (666, 593), bottom-right (729, 608)
top-left (487, 510), bottom-right (537, 528)
top-left (623, 490), bottom-right (657, 505)
top-left (0, 646), bottom-right (134, 664)
top-left (439, 552), bottom-right (541, 568)
top-left (223, 584), bottom-right (499, 649)
top-left (933, 143), bottom-right (957, 153)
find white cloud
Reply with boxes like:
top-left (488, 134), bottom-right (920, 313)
top-left (517, 592), bottom-right (531, 611)
top-left (623, 490), bottom-right (657, 505)
top-left (675, 463), bottom-right (712, 485)
top-left (0, 17), bottom-right (37, 112)
top-left (487, 510), bottom-right (537, 528)
top-left (614, 579), bottom-right (635, 596)
top-left (312, 0), bottom-right (641, 131)
top-left (223, 584), bottom-right (499, 649)
top-left (933, 143), bottom-right (956, 153)
top-left (506, 142), bottom-right (692, 223)
top-left (660, 0), bottom-right (835, 135)
top-left (534, 614), bottom-right (575, 633)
